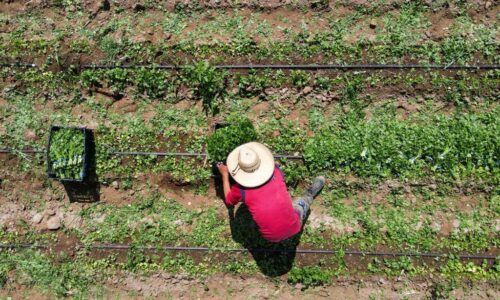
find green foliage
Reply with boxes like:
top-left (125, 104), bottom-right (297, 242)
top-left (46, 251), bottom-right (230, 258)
top-left (288, 265), bottom-right (331, 288)
top-left (183, 61), bottom-right (228, 114)
top-left (80, 69), bottom-right (102, 88)
top-left (236, 70), bottom-right (269, 96)
top-left (206, 115), bottom-right (257, 163)
top-left (304, 110), bottom-right (499, 180)
top-left (48, 127), bottom-right (85, 180)
top-left (134, 67), bottom-right (168, 99)
top-left (105, 68), bottom-right (129, 95)
top-left (290, 70), bottom-right (311, 88)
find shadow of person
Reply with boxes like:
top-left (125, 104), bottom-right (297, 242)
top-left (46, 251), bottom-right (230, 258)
top-left (228, 204), bottom-right (306, 277)
top-left (62, 129), bottom-right (100, 203)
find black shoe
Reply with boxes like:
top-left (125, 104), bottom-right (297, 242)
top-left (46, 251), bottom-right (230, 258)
top-left (306, 176), bottom-right (325, 198)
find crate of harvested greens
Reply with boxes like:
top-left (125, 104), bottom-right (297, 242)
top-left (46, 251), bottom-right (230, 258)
top-left (47, 126), bottom-right (90, 182)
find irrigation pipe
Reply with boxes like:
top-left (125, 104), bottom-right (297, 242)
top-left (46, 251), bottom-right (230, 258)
top-left (91, 244), bottom-right (498, 260)
top-left (82, 63), bottom-right (500, 71)
top-left (0, 149), bottom-right (304, 160)
top-left (0, 63), bottom-right (37, 68)
top-left (0, 243), bottom-right (496, 260)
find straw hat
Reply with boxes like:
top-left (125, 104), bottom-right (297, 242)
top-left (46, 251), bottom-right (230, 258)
top-left (227, 142), bottom-right (275, 188)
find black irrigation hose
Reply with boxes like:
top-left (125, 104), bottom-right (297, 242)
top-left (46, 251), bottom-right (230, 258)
top-left (82, 63), bottom-right (500, 71)
top-left (0, 149), bottom-right (45, 154)
top-left (0, 63), bottom-right (37, 68)
top-left (91, 244), bottom-right (498, 260)
top-left (0, 243), bottom-right (496, 260)
top-left (0, 149), bottom-right (304, 160)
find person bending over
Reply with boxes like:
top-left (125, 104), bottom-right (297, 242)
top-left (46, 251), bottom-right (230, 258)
top-left (217, 142), bottom-right (325, 242)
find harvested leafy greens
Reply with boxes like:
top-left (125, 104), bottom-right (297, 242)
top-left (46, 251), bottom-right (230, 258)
top-left (206, 115), bottom-right (257, 163)
top-left (48, 127), bottom-right (85, 180)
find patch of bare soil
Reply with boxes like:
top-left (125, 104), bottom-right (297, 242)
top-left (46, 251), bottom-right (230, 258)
top-left (109, 98), bottom-right (138, 114)
top-left (35, 273), bottom-right (497, 299)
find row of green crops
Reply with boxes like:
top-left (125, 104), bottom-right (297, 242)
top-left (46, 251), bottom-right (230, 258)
top-left (304, 109), bottom-right (499, 180)
top-left (2, 3), bottom-right (498, 65)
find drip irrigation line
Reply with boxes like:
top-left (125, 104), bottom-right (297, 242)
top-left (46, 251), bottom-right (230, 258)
top-left (0, 149), bottom-right (304, 160)
top-left (1, 243), bottom-right (495, 260)
top-left (0, 149), bottom-right (44, 154)
top-left (82, 63), bottom-right (500, 71)
top-left (90, 244), bottom-right (498, 260)
top-left (0, 243), bottom-right (48, 249)
top-left (0, 63), bottom-right (37, 68)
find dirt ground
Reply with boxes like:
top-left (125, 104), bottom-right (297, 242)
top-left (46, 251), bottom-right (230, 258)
top-left (1, 273), bottom-right (498, 299)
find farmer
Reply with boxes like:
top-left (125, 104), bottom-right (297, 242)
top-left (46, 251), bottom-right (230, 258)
top-left (217, 142), bottom-right (325, 243)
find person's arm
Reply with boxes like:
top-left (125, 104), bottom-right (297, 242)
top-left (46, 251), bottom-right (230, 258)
top-left (217, 162), bottom-right (242, 206)
top-left (217, 162), bottom-right (231, 199)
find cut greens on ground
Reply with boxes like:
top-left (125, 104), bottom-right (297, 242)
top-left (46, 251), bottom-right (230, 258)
top-left (206, 115), bottom-right (257, 163)
top-left (47, 126), bottom-right (87, 181)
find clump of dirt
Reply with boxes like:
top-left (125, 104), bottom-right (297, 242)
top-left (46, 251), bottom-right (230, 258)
top-left (109, 98), bottom-right (138, 114)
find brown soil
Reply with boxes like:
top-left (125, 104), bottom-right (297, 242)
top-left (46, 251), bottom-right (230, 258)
top-left (109, 98), bottom-right (138, 114)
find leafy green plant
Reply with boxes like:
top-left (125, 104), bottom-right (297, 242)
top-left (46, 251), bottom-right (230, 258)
top-left (288, 265), bottom-right (331, 288)
top-left (183, 61), bottom-right (228, 114)
top-left (206, 115), bottom-right (257, 163)
top-left (290, 70), bottom-right (311, 88)
top-left (48, 127), bottom-right (85, 180)
top-left (134, 67), bottom-right (168, 99)
top-left (80, 70), bottom-right (102, 89)
top-left (105, 68), bottom-right (129, 95)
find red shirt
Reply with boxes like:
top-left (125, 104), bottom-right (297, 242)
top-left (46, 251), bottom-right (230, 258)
top-left (225, 166), bottom-right (301, 242)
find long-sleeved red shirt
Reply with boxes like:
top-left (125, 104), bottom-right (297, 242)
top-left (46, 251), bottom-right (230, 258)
top-left (225, 166), bottom-right (301, 242)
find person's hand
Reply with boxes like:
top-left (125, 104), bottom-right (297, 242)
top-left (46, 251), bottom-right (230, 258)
top-left (217, 162), bottom-right (229, 178)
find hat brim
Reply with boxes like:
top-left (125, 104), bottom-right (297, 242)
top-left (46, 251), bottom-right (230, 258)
top-left (227, 142), bottom-right (275, 188)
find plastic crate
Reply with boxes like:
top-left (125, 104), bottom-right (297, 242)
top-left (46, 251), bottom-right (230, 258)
top-left (46, 125), bottom-right (90, 182)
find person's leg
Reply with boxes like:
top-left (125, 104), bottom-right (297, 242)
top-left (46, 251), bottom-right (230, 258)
top-left (293, 176), bottom-right (325, 222)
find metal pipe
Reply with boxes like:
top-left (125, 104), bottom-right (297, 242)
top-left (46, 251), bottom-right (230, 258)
top-left (82, 64), bottom-right (500, 70)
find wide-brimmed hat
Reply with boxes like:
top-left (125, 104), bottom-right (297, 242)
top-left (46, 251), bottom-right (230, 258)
top-left (226, 142), bottom-right (275, 188)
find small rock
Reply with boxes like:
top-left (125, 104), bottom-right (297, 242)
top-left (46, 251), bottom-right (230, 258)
top-left (128, 189), bottom-right (135, 196)
top-left (171, 279), bottom-right (179, 284)
top-left (32, 213), bottom-right (43, 224)
top-left (428, 184), bottom-right (437, 191)
top-left (181, 279), bottom-right (189, 285)
top-left (452, 219), bottom-right (460, 228)
top-left (111, 181), bottom-right (119, 190)
top-left (415, 221), bottom-right (423, 230)
top-left (378, 277), bottom-right (387, 285)
top-left (137, 286), bottom-right (142, 292)
top-left (47, 216), bottom-right (61, 230)
top-left (403, 185), bottom-right (411, 194)
top-left (46, 209), bottom-right (56, 216)
top-left (23, 130), bottom-right (38, 141)
top-left (369, 20), bottom-right (377, 29)
top-left (431, 221), bottom-right (441, 232)
top-left (302, 86), bottom-right (313, 95)
top-left (485, 1), bottom-right (492, 9)
top-left (173, 220), bottom-right (184, 226)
